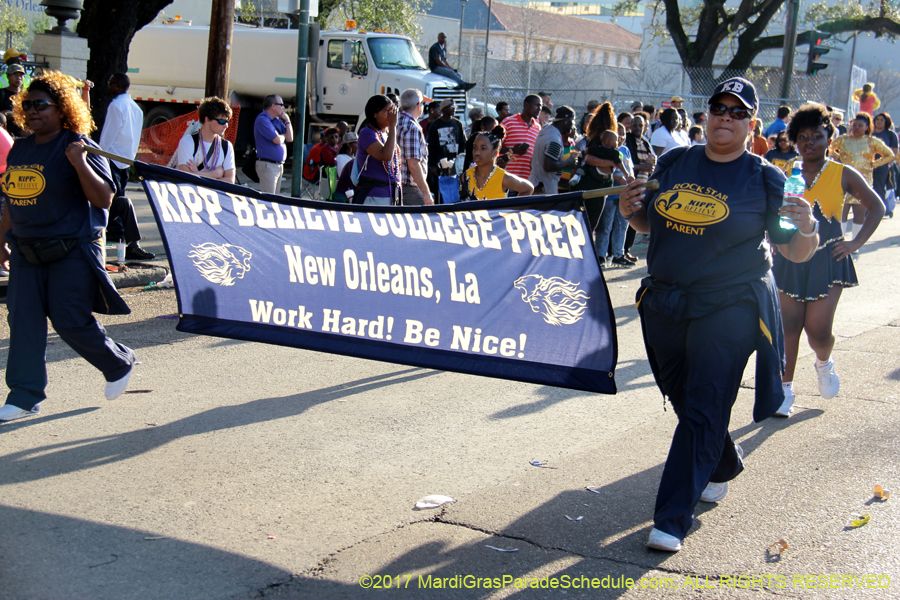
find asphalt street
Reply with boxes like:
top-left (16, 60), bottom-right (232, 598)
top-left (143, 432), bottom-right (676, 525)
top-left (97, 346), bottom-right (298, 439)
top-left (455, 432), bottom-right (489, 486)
top-left (1, 189), bottom-right (898, 600)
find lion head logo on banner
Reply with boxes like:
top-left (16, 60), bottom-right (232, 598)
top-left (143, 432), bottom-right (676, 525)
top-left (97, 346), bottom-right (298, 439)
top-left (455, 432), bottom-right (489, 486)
top-left (514, 275), bottom-right (589, 326)
top-left (188, 243), bottom-right (252, 286)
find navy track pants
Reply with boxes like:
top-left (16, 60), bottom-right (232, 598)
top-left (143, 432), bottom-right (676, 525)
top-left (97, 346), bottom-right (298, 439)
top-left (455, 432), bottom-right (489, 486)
top-left (642, 298), bottom-right (756, 539)
top-left (6, 245), bottom-right (134, 411)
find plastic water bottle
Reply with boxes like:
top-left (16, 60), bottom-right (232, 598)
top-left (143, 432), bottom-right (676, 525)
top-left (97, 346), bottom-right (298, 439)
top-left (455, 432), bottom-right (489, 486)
top-left (781, 163), bottom-right (805, 231)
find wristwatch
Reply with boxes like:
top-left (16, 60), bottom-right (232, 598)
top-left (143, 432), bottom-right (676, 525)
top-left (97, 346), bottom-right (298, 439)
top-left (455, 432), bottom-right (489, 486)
top-left (797, 220), bottom-right (819, 237)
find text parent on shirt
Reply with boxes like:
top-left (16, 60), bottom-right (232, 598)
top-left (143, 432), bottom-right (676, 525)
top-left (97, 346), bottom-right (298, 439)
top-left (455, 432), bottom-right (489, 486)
top-left (254, 94), bottom-right (293, 194)
top-left (618, 76), bottom-right (818, 554)
top-left (501, 95), bottom-right (543, 181)
top-left (0, 71), bottom-right (137, 423)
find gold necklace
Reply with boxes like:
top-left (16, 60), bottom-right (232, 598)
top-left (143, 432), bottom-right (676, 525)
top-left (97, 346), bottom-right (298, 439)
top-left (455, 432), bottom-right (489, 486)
top-left (471, 165), bottom-right (498, 197)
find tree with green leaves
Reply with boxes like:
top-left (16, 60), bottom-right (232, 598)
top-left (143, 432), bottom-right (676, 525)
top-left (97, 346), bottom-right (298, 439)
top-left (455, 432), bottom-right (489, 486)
top-left (317, 0), bottom-right (432, 39)
top-left (0, 3), bottom-right (30, 51)
top-left (615, 0), bottom-right (900, 94)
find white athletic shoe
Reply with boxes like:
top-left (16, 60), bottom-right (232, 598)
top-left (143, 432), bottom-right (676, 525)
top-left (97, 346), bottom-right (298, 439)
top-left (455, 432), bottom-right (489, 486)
top-left (0, 403), bottom-right (41, 422)
top-left (815, 358), bottom-right (840, 400)
top-left (775, 385), bottom-right (795, 417)
top-left (700, 445), bottom-right (743, 502)
top-left (105, 364), bottom-right (134, 400)
top-left (700, 481), bottom-right (728, 503)
top-left (647, 528), bottom-right (683, 552)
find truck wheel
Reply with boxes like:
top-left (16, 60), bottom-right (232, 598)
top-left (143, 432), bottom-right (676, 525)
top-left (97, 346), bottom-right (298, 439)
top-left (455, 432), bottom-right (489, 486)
top-left (144, 105), bottom-right (181, 129)
top-left (142, 105), bottom-right (186, 155)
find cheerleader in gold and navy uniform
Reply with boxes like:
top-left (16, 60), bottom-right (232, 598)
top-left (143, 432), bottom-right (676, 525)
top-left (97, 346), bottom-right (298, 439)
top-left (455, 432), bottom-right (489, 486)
top-left (772, 104), bottom-right (884, 417)
top-left (462, 126), bottom-right (533, 200)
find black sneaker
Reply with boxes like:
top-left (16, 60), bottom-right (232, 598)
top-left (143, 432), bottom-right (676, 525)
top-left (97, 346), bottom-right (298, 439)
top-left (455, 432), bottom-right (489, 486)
top-left (125, 243), bottom-right (156, 261)
top-left (611, 256), bottom-right (634, 268)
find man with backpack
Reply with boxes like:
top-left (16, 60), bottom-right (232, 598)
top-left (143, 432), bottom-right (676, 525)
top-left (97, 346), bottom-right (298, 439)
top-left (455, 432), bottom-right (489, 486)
top-left (176, 97), bottom-right (236, 184)
top-left (253, 94), bottom-right (292, 193)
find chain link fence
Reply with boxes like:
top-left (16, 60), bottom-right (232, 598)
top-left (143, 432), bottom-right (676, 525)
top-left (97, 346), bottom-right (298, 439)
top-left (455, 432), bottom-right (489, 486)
top-left (423, 45), bottom-right (836, 125)
top-left (417, 44), bottom-right (626, 115)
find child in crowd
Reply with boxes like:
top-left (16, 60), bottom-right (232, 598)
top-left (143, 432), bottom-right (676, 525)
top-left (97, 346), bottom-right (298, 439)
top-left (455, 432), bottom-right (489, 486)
top-left (689, 126), bottom-right (704, 145)
top-left (570, 130), bottom-right (626, 187)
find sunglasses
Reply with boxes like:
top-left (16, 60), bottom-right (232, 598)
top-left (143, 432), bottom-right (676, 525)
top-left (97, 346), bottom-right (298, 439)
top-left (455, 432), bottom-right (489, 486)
top-left (273, 103), bottom-right (284, 106)
top-left (22, 99), bottom-right (57, 112)
top-left (213, 118), bottom-right (229, 125)
top-left (708, 103), bottom-right (752, 121)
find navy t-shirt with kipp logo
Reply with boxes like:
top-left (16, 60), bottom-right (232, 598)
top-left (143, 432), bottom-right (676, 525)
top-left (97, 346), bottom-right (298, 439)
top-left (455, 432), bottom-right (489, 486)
top-left (645, 145), bottom-right (792, 291)
top-left (3, 129), bottom-right (114, 242)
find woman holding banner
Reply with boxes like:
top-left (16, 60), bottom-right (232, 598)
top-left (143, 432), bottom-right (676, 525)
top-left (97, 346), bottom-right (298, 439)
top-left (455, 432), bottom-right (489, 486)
top-left (462, 126), bottom-right (533, 200)
top-left (618, 77), bottom-right (819, 552)
top-left (0, 71), bottom-right (135, 422)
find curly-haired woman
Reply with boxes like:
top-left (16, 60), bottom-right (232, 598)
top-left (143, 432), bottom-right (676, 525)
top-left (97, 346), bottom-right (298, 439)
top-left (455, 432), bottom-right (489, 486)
top-left (0, 71), bottom-right (135, 422)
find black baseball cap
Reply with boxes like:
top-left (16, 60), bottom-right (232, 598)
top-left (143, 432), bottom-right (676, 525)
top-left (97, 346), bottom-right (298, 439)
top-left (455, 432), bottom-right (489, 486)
top-left (709, 77), bottom-right (758, 112)
top-left (553, 106), bottom-right (576, 122)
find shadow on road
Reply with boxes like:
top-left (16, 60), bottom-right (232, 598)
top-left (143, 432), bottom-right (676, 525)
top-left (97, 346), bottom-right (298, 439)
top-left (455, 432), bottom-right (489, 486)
top-left (0, 368), bottom-right (438, 484)
top-left (244, 409), bottom-right (826, 600)
top-left (0, 504), bottom-right (292, 600)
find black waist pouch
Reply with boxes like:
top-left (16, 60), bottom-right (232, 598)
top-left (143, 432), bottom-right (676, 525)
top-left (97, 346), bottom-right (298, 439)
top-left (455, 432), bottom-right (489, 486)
top-left (17, 238), bottom-right (79, 265)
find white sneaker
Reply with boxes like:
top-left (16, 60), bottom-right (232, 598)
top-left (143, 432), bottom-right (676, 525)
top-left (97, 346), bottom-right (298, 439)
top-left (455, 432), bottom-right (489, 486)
top-left (700, 445), bottom-right (742, 502)
top-left (647, 528), bottom-right (682, 552)
top-left (0, 403), bottom-right (41, 422)
top-left (105, 364), bottom-right (134, 400)
top-left (775, 385), bottom-right (795, 417)
top-left (700, 481), bottom-right (728, 503)
top-left (815, 357), bottom-right (840, 400)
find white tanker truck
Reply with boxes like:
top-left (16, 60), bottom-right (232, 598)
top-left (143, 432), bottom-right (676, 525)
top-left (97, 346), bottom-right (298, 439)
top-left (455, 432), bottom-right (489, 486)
top-left (127, 21), bottom-right (467, 146)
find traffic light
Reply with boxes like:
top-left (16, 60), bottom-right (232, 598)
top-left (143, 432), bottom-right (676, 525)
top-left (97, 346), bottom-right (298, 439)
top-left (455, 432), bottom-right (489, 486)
top-left (807, 32), bottom-right (832, 75)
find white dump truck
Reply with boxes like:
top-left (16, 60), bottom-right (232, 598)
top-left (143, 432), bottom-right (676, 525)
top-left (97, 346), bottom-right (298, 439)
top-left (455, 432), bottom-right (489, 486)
top-left (127, 21), bottom-right (467, 144)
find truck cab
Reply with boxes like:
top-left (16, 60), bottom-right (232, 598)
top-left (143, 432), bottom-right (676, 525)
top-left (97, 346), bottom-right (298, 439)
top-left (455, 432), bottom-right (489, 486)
top-left (126, 22), bottom-right (466, 144)
top-left (315, 29), bottom-right (466, 126)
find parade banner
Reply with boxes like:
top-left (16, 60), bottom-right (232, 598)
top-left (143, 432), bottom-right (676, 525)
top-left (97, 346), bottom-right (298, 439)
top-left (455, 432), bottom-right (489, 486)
top-left (135, 163), bottom-right (618, 393)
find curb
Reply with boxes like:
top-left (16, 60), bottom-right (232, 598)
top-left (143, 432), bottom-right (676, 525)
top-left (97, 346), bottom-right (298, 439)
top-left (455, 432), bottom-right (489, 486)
top-left (107, 264), bottom-right (170, 290)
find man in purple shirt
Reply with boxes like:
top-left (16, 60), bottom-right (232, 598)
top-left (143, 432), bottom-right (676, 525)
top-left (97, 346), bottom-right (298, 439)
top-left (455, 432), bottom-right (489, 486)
top-left (254, 94), bottom-right (293, 193)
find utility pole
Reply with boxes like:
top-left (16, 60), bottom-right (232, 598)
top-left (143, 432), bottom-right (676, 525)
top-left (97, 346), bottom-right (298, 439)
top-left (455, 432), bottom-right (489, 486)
top-left (847, 32), bottom-right (858, 112)
top-left (205, 0), bottom-right (235, 98)
top-left (458, 0), bottom-right (467, 72)
top-left (779, 0), bottom-right (800, 101)
top-left (291, 0), bottom-right (311, 198)
top-left (481, 0), bottom-right (493, 112)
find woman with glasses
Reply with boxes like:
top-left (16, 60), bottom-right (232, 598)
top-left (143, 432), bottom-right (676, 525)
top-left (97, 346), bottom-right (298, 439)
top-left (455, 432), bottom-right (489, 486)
top-left (764, 130), bottom-right (799, 175)
top-left (772, 104), bottom-right (883, 418)
top-left (618, 78), bottom-right (819, 552)
top-left (176, 96), bottom-right (235, 184)
top-left (0, 71), bottom-right (135, 422)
